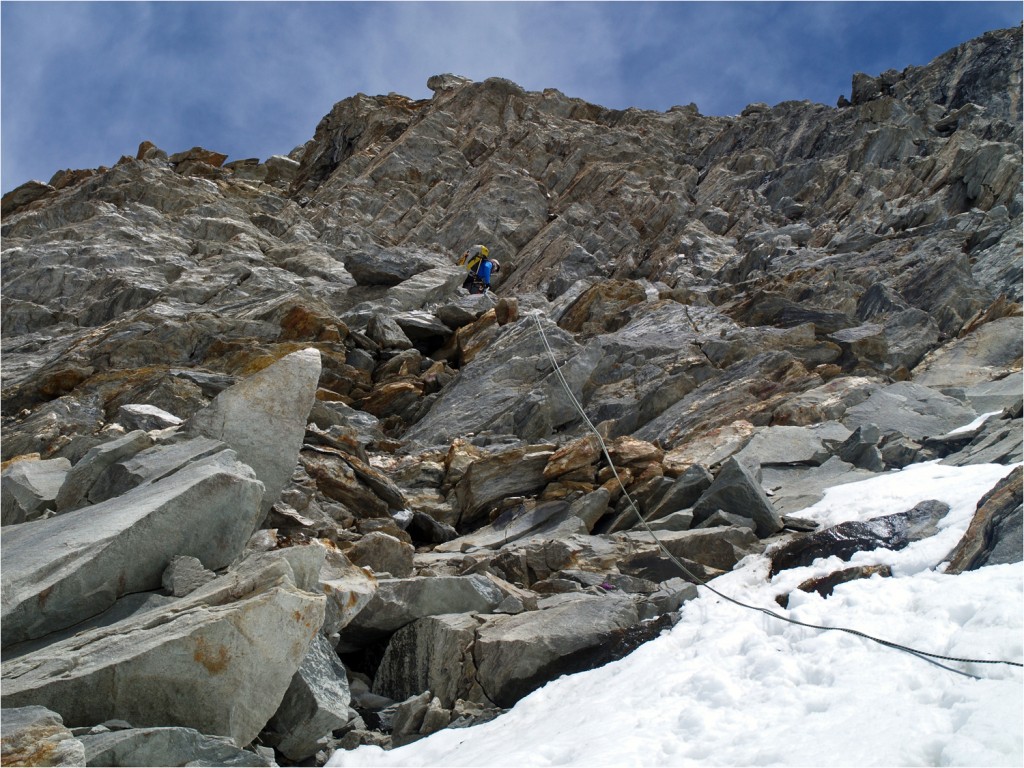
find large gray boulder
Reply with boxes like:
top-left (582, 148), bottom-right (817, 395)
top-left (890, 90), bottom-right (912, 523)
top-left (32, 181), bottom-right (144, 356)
top-left (266, 634), bottom-right (351, 761)
top-left (77, 726), bottom-right (271, 767)
top-left (373, 613), bottom-right (483, 708)
top-left (963, 371), bottom-right (1024, 414)
top-left (473, 595), bottom-right (640, 707)
top-left (760, 456), bottom-right (877, 515)
top-left (911, 316), bottom-right (1023, 390)
top-left (84, 436), bottom-right (227, 505)
top-left (732, 422), bottom-right (852, 467)
top-left (318, 546), bottom-right (378, 640)
top-left (1, 457), bottom-right (71, 526)
top-left (186, 347), bottom-right (322, 514)
top-left (342, 247), bottom-right (451, 287)
top-left (841, 381), bottom-right (979, 439)
top-left (1, 553), bottom-right (325, 748)
top-left (337, 575), bottom-right (505, 647)
top-left (1, 450), bottom-right (264, 647)
top-left (453, 445), bottom-right (553, 530)
top-left (402, 316), bottom-right (600, 446)
top-left (345, 531), bottom-right (414, 577)
top-left (0, 706), bottom-right (85, 767)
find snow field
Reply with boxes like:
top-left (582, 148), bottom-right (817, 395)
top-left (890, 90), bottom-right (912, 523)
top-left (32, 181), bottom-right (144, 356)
top-left (329, 461), bottom-right (1023, 767)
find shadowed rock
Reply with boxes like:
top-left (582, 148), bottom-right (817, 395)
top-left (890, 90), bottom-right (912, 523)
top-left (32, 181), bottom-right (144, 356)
top-left (337, 575), bottom-right (505, 648)
top-left (944, 466), bottom-right (1022, 572)
top-left (77, 726), bottom-right (271, 767)
top-left (769, 499), bottom-right (951, 577)
top-left (266, 634), bottom-right (351, 761)
top-left (473, 595), bottom-right (640, 707)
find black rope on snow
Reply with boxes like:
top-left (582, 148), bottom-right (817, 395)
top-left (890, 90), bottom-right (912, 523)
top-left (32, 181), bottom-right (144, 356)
top-left (528, 311), bottom-right (1024, 680)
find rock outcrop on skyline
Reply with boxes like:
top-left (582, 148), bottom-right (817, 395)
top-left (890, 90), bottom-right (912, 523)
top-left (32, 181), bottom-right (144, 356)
top-left (1, 25), bottom-right (1021, 767)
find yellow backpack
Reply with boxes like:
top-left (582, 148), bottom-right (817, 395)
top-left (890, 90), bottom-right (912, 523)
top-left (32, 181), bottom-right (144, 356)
top-left (458, 244), bottom-right (489, 275)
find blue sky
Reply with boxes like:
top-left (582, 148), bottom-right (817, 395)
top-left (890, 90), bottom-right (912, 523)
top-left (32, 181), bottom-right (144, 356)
top-left (2, 2), bottom-right (1020, 194)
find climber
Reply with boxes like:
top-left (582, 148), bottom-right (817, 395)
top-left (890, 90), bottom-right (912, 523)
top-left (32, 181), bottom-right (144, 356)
top-left (458, 244), bottom-right (501, 294)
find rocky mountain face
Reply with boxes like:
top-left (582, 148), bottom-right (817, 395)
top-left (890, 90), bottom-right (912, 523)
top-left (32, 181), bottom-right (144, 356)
top-left (2, 25), bottom-right (1021, 767)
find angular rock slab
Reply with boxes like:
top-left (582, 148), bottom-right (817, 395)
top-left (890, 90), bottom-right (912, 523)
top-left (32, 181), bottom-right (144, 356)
top-left (760, 456), bottom-right (877, 516)
top-left (267, 634), bottom-right (351, 761)
top-left (473, 595), bottom-right (640, 707)
top-left (187, 347), bottom-right (322, 514)
top-left (911, 316), bottom-right (1023, 390)
top-left (337, 575), bottom-right (505, 647)
top-left (54, 430), bottom-right (154, 513)
top-left (453, 446), bottom-right (553, 530)
top-left (691, 457), bottom-right (784, 537)
top-left (0, 705), bottom-right (85, 767)
top-left (963, 371), bottom-right (1023, 415)
top-left (1, 450), bottom-right (264, 647)
top-left (78, 726), bottom-right (271, 767)
top-left (1, 457), bottom-right (71, 526)
top-left (319, 548), bottom-right (378, 639)
top-left (1, 555), bottom-right (325, 748)
top-left (622, 526), bottom-right (763, 572)
top-left (85, 436), bottom-right (228, 506)
top-left (435, 500), bottom-right (573, 553)
top-left (732, 421), bottom-right (852, 467)
top-left (841, 381), bottom-right (978, 440)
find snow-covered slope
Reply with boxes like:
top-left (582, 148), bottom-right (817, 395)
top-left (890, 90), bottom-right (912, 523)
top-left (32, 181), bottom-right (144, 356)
top-left (330, 461), bottom-right (1023, 768)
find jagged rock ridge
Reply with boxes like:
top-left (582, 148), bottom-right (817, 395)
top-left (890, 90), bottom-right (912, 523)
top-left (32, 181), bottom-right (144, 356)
top-left (1, 25), bottom-right (1021, 766)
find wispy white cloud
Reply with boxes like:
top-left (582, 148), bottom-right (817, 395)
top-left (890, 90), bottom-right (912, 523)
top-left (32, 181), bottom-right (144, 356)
top-left (2, 1), bottom-right (1021, 193)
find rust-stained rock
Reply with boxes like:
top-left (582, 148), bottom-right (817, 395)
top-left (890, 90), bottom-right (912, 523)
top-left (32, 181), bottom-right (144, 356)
top-left (300, 448), bottom-right (390, 518)
top-left (495, 297), bottom-right (519, 326)
top-left (777, 564), bottom-right (893, 607)
top-left (662, 421), bottom-right (757, 475)
top-left (1, 180), bottom-right (55, 218)
top-left (454, 445), bottom-right (554, 531)
top-left (543, 434), bottom-right (601, 480)
top-left (609, 435), bottom-right (664, 466)
top-left (358, 381), bottom-right (424, 418)
top-left (455, 310), bottom-right (500, 366)
top-left (558, 280), bottom-right (648, 335)
top-left (0, 706), bottom-right (84, 767)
